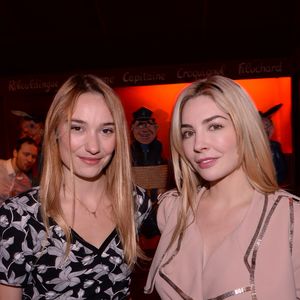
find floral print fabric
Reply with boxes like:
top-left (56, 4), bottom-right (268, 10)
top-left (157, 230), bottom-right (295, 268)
top-left (0, 186), bottom-right (150, 299)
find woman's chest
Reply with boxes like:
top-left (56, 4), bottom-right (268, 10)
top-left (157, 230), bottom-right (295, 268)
top-left (29, 226), bottom-right (131, 298)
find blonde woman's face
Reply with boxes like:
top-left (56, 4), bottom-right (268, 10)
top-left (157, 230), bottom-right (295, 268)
top-left (57, 92), bottom-right (116, 180)
top-left (181, 95), bottom-right (240, 183)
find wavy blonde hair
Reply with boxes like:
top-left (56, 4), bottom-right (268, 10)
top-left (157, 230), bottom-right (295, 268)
top-left (40, 74), bottom-right (138, 266)
top-left (170, 75), bottom-right (278, 245)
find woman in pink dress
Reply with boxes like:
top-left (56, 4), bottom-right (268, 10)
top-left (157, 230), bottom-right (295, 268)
top-left (145, 75), bottom-right (300, 300)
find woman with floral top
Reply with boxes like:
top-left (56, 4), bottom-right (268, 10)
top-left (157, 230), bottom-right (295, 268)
top-left (0, 74), bottom-right (150, 299)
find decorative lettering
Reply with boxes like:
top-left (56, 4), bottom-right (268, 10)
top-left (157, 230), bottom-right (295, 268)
top-left (8, 79), bottom-right (60, 93)
top-left (122, 71), bottom-right (166, 84)
top-left (176, 65), bottom-right (225, 81)
top-left (238, 62), bottom-right (283, 75)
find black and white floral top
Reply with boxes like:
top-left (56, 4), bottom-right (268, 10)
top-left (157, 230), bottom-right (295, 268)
top-left (0, 186), bottom-right (150, 299)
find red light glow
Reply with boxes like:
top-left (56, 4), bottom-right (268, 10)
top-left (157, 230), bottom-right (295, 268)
top-left (115, 77), bottom-right (291, 158)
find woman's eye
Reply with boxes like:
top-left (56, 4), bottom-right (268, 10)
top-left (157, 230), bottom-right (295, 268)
top-left (102, 127), bottom-right (114, 135)
top-left (71, 125), bottom-right (82, 132)
top-left (209, 123), bottom-right (224, 131)
top-left (182, 130), bottom-right (194, 139)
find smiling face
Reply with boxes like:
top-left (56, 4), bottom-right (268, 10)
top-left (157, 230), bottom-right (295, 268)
top-left (181, 95), bottom-right (240, 183)
top-left (132, 119), bottom-right (158, 144)
top-left (57, 92), bottom-right (116, 180)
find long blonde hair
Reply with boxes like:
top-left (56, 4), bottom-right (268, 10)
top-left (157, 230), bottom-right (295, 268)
top-left (170, 75), bottom-right (278, 245)
top-left (40, 74), bottom-right (138, 265)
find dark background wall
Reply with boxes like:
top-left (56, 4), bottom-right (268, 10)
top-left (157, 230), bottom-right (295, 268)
top-left (0, 0), bottom-right (299, 75)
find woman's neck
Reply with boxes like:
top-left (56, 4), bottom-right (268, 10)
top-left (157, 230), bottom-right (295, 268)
top-left (206, 167), bottom-right (254, 207)
top-left (63, 172), bottom-right (107, 201)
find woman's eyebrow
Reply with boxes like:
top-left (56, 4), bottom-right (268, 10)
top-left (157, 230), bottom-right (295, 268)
top-left (71, 119), bottom-right (115, 126)
top-left (202, 115), bottom-right (228, 124)
top-left (181, 115), bottom-right (228, 128)
top-left (71, 118), bottom-right (85, 124)
top-left (181, 124), bottom-right (193, 129)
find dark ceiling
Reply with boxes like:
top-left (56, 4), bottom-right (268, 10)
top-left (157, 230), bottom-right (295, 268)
top-left (0, 0), bottom-right (299, 76)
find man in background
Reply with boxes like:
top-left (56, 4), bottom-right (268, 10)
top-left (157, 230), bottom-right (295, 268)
top-left (12, 110), bottom-right (44, 185)
top-left (0, 137), bottom-right (38, 204)
top-left (130, 107), bottom-right (169, 296)
top-left (130, 107), bottom-right (167, 242)
top-left (131, 106), bottom-right (164, 166)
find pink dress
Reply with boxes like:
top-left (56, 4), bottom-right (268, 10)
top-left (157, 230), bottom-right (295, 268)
top-left (145, 188), bottom-right (300, 300)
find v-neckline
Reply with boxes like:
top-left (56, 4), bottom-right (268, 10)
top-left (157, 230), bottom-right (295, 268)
top-left (198, 189), bottom-right (257, 271)
top-left (71, 227), bottom-right (118, 253)
top-left (48, 216), bottom-right (118, 253)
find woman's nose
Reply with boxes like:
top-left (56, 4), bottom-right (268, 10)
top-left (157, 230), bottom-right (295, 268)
top-left (85, 132), bottom-right (100, 154)
top-left (193, 132), bottom-right (209, 152)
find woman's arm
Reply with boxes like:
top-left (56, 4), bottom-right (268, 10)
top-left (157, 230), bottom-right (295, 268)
top-left (0, 284), bottom-right (22, 300)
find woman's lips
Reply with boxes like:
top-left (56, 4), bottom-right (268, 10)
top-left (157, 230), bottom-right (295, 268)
top-left (79, 157), bottom-right (101, 165)
top-left (197, 157), bottom-right (217, 169)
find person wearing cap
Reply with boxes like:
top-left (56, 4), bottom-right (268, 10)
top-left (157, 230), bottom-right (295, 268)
top-left (130, 107), bottom-right (168, 243)
top-left (131, 107), bottom-right (164, 166)
top-left (0, 137), bottom-right (38, 205)
top-left (129, 107), bottom-right (166, 297)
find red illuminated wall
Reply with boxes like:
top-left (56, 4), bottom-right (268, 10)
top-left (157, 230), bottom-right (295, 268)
top-left (115, 77), bottom-right (291, 158)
